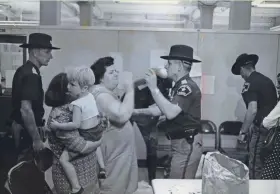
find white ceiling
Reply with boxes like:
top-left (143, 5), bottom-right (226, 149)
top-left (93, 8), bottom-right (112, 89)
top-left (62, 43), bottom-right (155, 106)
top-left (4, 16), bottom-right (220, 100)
top-left (0, 0), bottom-right (279, 30)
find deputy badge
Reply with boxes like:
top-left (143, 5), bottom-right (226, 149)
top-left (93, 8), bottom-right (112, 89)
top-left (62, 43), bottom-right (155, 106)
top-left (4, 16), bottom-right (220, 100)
top-left (242, 82), bottom-right (250, 93)
top-left (177, 84), bottom-right (192, 97)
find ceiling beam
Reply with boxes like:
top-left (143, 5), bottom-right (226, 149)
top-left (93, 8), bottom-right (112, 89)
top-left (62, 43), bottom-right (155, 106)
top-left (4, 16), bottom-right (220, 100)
top-left (62, 1), bottom-right (79, 16)
top-left (252, 0), bottom-right (265, 6)
top-left (98, 3), bottom-right (193, 15)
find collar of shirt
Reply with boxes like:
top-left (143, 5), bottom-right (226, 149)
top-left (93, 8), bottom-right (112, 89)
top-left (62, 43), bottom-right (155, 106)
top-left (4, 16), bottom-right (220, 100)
top-left (26, 60), bottom-right (41, 76)
top-left (245, 71), bottom-right (257, 81)
top-left (173, 74), bottom-right (190, 89)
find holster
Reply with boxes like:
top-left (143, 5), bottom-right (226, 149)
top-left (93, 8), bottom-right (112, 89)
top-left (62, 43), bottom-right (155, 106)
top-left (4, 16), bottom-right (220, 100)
top-left (166, 128), bottom-right (198, 144)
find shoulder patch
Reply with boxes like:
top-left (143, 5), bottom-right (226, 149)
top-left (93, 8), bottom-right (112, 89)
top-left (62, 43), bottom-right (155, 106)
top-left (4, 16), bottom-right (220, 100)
top-left (177, 84), bottom-right (192, 97)
top-left (242, 82), bottom-right (250, 93)
top-left (32, 67), bottom-right (38, 75)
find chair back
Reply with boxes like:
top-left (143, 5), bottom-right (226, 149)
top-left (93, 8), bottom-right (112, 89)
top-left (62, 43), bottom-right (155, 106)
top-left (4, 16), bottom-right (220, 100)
top-left (217, 121), bottom-right (243, 149)
top-left (219, 121), bottom-right (243, 135)
top-left (201, 120), bottom-right (217, 133)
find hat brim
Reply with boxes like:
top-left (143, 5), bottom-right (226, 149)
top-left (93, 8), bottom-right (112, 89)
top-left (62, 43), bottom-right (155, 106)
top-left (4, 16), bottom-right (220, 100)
top-left (19, 43), bottom-right (60, 50)
top-left (160, 55), bottom-right (201, 63)
top-left (231, 54), bottom-right (259, 75)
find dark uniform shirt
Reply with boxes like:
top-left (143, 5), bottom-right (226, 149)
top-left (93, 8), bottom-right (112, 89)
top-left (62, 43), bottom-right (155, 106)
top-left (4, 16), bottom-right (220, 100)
top-left (241, 71), bottom-right (277, 126)
top-left (11, 60), bottom-right (45, 127)
top-left (170, 75), bottom-right (201, 120)
top-left (159, 74), bottom-right (201, 136)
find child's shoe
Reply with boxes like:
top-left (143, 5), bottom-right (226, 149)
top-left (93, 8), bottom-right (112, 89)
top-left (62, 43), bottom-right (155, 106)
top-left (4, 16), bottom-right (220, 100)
top-left (98, 168), bottom-right (106, 179)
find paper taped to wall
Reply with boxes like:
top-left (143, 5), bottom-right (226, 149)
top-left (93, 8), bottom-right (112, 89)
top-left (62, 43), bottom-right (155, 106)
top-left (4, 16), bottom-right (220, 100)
top-left (200, 75), bottom-right (215, 95)
top-left (150, 50), bottom-right (168, 68)
top-left (110, 52), bottom-right (123, 72)
top-left (5, 70), bottom-right (15, 88)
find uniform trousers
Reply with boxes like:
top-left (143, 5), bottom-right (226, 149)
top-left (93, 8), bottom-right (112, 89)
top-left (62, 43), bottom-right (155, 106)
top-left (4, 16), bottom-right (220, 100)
top-left (248, 124), bottom-right (266, 179)
top-left (169, 133), bottom-right (202, 179)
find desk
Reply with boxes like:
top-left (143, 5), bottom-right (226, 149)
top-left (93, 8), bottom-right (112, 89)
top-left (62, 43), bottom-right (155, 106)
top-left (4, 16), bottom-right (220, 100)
top-left (152, 179), bottom-right (280, 194)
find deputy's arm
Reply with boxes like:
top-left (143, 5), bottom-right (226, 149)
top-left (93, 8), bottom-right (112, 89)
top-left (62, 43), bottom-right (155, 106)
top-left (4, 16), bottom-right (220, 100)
top-left (21, 100), bottom-right (41, 142)
top-left (240, 101), bottom-right (257, 133)
top-left (150, 87), bottom-right (182, 120)
top-left (240, 81), bottom-right (258, 134)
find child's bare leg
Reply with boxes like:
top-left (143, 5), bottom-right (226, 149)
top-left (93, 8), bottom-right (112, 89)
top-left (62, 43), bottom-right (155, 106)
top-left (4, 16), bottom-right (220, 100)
top-left (81, 139), bottom-right (102, 154)
top-left (59, 150), bottom-right (81, 193)
top-left (96, 147), bottom-right (106, 179)
top-left (96, 147), bottom-right (105, 169)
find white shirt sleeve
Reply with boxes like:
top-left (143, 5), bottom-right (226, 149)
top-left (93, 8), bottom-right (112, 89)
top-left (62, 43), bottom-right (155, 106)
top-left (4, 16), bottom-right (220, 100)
top-left (262, 101), bottom-right (280, 129)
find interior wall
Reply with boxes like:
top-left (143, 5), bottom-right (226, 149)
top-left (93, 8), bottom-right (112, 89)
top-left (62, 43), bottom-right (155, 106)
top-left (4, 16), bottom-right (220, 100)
top-left (5, 27), bottom-right (280, 159)
top-left (198, 32), bottom-right (279, 127)
top-left (118, 31), bottom-right (198, 78)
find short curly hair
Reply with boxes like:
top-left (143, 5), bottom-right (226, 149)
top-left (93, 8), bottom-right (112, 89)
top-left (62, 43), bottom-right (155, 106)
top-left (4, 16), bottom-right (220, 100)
top-left (90, 56), bottom-right (114, 84)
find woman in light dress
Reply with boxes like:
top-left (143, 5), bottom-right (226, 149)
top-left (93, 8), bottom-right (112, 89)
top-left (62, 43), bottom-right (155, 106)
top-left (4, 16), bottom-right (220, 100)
top-left (90, 56), bottom-right (138, 194)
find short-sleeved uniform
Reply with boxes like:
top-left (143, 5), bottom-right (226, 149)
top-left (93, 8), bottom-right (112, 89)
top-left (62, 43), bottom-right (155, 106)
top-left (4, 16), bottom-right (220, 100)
top-left (10, 61), bottom-right (45, 152)
top-left (169, 76), bottom-right (201, 131)
top-left (163, 75), bottom-right (203, 179)
top-left (241, 71), bottom-right (277, 179)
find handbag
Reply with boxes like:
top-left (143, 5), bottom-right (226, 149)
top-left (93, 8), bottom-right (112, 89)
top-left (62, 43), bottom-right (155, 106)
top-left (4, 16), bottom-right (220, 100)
top-left (260, 119), bottom-right (280, 161)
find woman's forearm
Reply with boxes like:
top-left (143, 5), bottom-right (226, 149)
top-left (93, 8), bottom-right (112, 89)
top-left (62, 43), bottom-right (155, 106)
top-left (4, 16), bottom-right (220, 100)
top-left (263, 102), bottom-right (280, 129)
top-left (117, 88), bottom-right (134, 123)
top-left (133, 106), bottom-right (162, 117)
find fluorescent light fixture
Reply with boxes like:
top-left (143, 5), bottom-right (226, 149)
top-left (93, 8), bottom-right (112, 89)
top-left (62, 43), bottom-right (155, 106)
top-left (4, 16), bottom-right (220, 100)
top-left (253, 3), bottom-right (280, 8)
top-left (114, 0), bottom-right (179, 4)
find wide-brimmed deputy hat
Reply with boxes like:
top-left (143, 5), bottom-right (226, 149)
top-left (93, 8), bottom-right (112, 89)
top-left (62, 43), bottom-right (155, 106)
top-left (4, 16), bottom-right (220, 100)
top-left (231, 53), bottom-right (259, 75)
top-left (19, 33), bottom-right (60, 50)
top-left (160, 45), bottom-right (201, 63)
